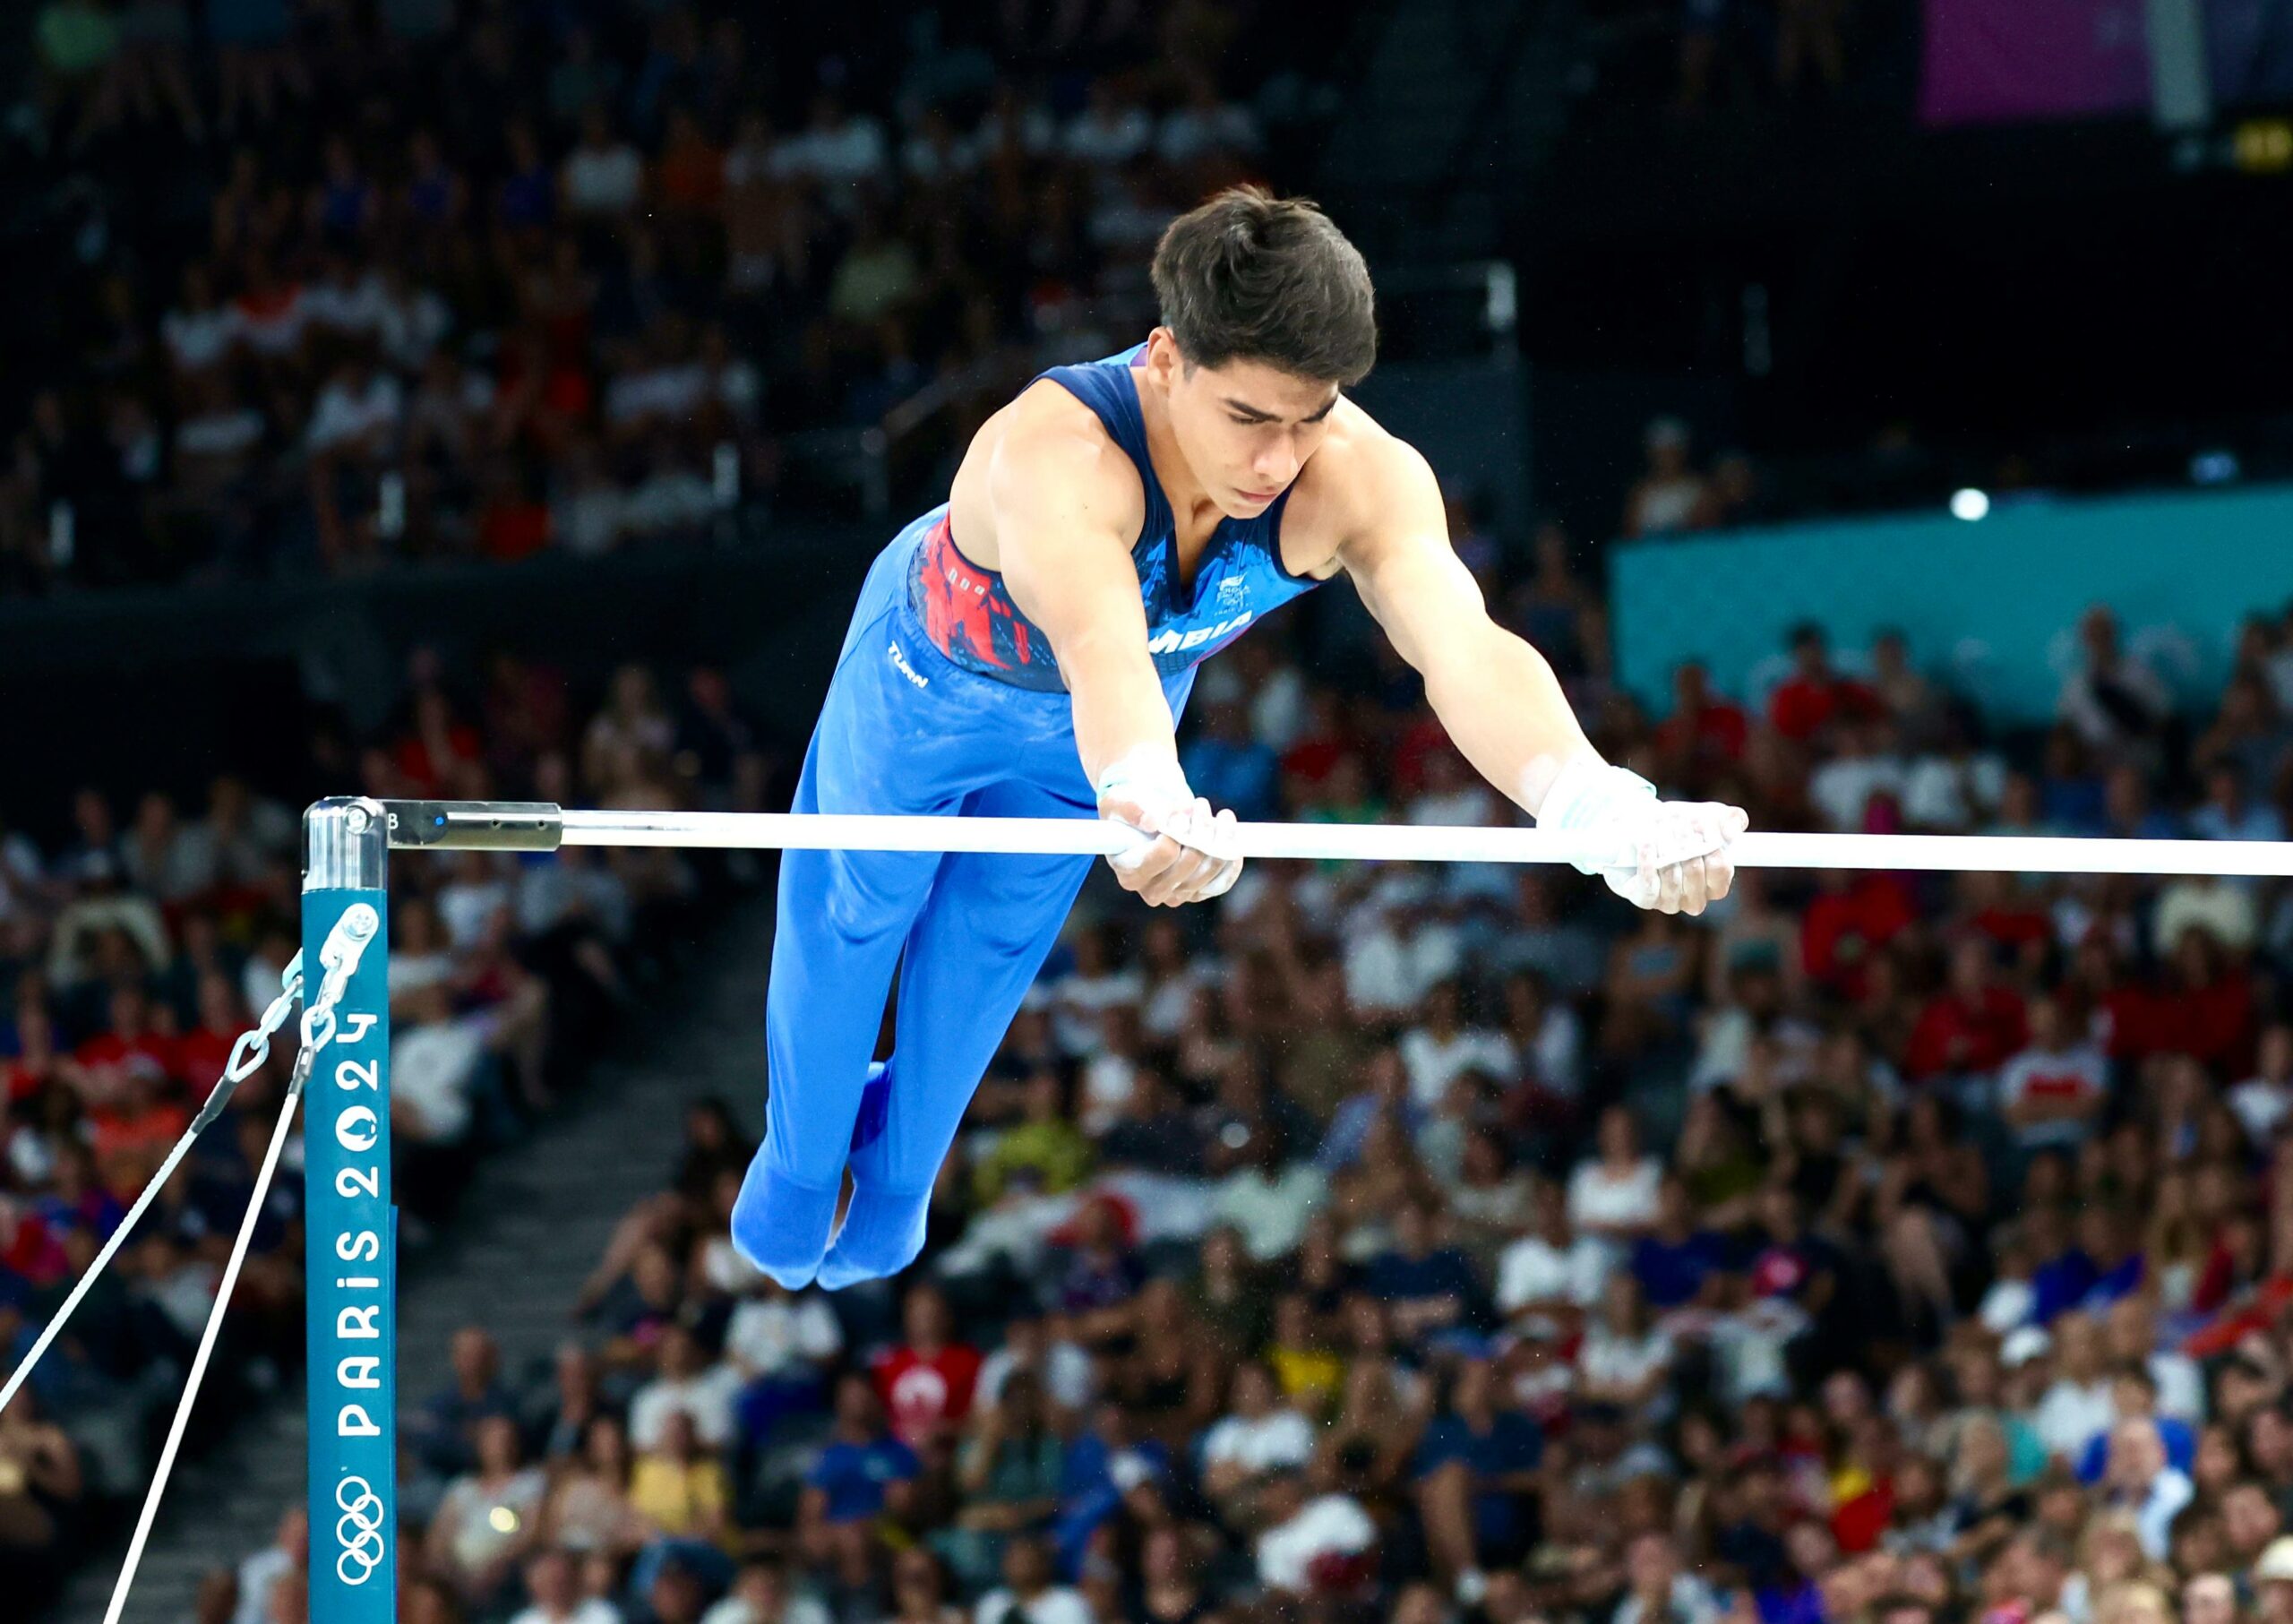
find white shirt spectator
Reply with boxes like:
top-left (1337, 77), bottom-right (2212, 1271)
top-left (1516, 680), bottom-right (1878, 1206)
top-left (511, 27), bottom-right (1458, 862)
top-left (1063, 102), bottom-right (1154, 167)
top-left (1201, 1408), bottom-right (1315, 1475)
top-left (628, 1362), bottom-right (743, 1452)
top-left (1212, 1164), bottom-right (1327, 1262)
top-left (1614, 1575), bottom-right (1722, 1624)
top-left (435, 1466), bottom-right (548, 1576)
top-left (1079, 1051), bottom-right (1136, 1136)
top-left (386, 949), bottom-right (455, 1001)
top-left (2034, 1377), bottom-right (2115, 1464)
top-left (1518, 1004), bottom-right (1586, 1099)
top-left (176, 405), bottom-right (267, 462)
top-left (605, 363), bottom-right (710, 429)
top-left (1567, 1156), bottom-right (1662, 1238)
top-left (978, 1337), bottom-right (1096, 1414)
top-left (1047, 966), bottom-right (1144, 1058)
top-left (1344, 912), bottom-right (1462, 1016)
top-left (515, 856), bottom-right (631, 940)
top-left (510, 1599), bottom-right (622, 1624)
top-left (2232, 1074), bottom-right (2293, 1147)
top-left (1256, 1492), bottom-right (1377, 1595)
top-left (437, 870), bottom-right (513, 950)
top-left (233, 1543), bottom-right (296, 1624)
top-left (2143, 1351), bottom-right (2205, 1424)
top-left (975, 1585), bottom-right (1093, 1624)
top-left (723, 1293), bottom-right (842, 1381)
top-left (774, 114), bottom-right (889, 185)
top-left (703, 1594), bottom-right (829, 1624)
top-left (2152, 875), bottom-right (2258, 956)
top-left (554, 476), bottom-right (626, 558)
top-left (306, 371), bottom-right (403, 455)
top-left (623, 464), bottom-right (716, 537)
top-left (1996, 1037), bottom-right (2109, 1151)
top-left (1496, 1232), bottom-right (1611, 1316)
top-left (1809, 749), bottom-right (1910, 832)
top-left (1902, 750), bottom-right (2008, 831)
top-left (379, 281), bottom-right (452, 371)
top-left (1158, 102), bottom-right (1261, 165)
top-left (304, 269), bottom-right (390, 336)
top-left (1579, 1324), bottom-right (1674, 1395)
top-left (391, 1017), bottom-right (484, 1142)
top-left (2130, 1466), bottom-right (2195, 1560)
top-left (2057, 656), bottom-right (2172, 753)
top-left (702, 1594), bottom-right (829, 1624)
top-left (1398, 1024), bottom-right (1515, 1109)
top-left (163, 303), bottom-right (241, 373)
top-left (563, 139), bottom-right (644, 216)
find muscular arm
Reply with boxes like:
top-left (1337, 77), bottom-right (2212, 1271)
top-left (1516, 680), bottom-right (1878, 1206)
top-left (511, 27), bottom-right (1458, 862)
top-left (1336, 430), bottom-right (1741, 915)
top-left (986, 390), bottom-right (1237, 907)
top-left (989, 394), bottom-right (1178, 786)
top-left (1335, 437), bottom-right (1596, 815)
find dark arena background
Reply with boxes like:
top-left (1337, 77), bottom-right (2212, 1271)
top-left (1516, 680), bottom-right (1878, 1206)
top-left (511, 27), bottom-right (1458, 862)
top-left (4, 3), bottom-right (2293, 1623)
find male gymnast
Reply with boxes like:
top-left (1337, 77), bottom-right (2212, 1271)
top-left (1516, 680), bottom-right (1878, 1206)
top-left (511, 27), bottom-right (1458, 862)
top-left (733, 185), bottom-right (1748, 1290)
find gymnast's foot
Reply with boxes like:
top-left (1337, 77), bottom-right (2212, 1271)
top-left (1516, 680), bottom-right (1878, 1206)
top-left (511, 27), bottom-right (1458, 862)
top-left (730, 1062), bottom-right (894, 1289)
top-left (728, 1151), bottom-right (841, 1290)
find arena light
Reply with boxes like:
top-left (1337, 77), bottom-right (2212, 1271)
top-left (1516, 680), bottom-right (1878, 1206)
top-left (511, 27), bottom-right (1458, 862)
top-left (1950, 488), bottom-right (1991, 521)
top-left (2191, 450), bottom-right (2240, 485)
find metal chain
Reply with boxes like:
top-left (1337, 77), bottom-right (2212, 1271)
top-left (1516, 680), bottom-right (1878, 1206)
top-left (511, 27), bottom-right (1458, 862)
top-left (290, 901), bottom-right (380, 1092)
top-left (4, 900), bottom-right (387, 1427)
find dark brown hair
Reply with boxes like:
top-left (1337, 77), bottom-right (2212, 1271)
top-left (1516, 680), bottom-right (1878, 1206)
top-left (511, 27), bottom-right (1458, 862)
top-left (1150, 185), bottom-right (1377, 385)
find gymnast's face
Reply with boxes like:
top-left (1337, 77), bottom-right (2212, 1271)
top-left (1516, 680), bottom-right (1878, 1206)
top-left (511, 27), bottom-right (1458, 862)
top-left (1142, 328), bottom-right (1340, 520)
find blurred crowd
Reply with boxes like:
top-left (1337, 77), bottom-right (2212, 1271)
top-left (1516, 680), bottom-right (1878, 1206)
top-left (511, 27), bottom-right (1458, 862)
top-left (3, 0), bottom-right (1325, 592)
top-left (185, 531), bottom-right (2293, 1624)
top-left (0, 641), bottom-right (769, 1608)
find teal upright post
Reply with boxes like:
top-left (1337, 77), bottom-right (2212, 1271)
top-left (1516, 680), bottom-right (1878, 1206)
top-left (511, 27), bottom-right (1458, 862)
top-left (302, 798), bottom-right (397, 1620)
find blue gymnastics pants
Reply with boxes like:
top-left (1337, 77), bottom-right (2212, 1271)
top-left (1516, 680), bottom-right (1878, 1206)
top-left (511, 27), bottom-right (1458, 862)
top-left (732, 511), bottom-right (1195, 1290)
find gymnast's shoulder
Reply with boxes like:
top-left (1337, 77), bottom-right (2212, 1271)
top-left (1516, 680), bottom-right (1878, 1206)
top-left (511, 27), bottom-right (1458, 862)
top-left (1280, 397), bottom-right (1444, 580)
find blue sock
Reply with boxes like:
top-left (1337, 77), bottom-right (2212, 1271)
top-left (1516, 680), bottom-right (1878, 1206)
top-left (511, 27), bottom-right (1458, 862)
top-left (817, 1180), bottom-right (932, 1291)
top-left (730, 1063), bottom-right (890, 1290)
top-left (818, 1061), bottom-right (931, 1289)
top-left (729, 1156), bottom-right (841, 1291)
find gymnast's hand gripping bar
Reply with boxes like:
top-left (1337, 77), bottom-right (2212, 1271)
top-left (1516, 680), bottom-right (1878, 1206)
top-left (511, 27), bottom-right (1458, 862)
top-left (374, 800), bottom-right (2293, 878)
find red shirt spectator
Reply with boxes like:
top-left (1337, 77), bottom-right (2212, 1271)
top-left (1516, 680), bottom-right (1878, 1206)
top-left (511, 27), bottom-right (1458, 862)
top-left (871, 1285), bottom-right (981, 1448)
top-left (1653, 663), bottom-right (1750, 778)
top-left (393, 690), bottom-right (485, 795)
top-left (1766, 623), bottom-right (1882, 743)
top-left (89, 1092), bottom-right (192, 1164)
top-left (72, 987), bottom-right (181, 1104)
top-left (1904, 940), bottom-right (2028, 1080)
top-left (477, 486), bottom-right (554, 563)
top-left (1769, 673), bottom-right (1883, 743)
top-left (0, 1203), bottom-right (71, 1291)
top-left (1802, 872), bottom-right (1916, 997)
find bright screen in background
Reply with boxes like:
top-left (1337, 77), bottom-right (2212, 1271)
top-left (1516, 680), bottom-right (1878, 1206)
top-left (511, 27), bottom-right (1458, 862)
top-left (1920, 0), bottom-right (2293, 126)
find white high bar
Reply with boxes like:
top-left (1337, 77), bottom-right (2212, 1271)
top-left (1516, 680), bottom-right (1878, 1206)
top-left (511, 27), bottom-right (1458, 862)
top-left (524, 809), bottom-right (2293, 877)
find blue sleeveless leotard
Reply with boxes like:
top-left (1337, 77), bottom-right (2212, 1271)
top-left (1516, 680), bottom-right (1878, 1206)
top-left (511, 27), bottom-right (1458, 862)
top-left (733, 340), bottom-right (1326, 1294)
top-left (906, 340), bottom-right (1323, 691)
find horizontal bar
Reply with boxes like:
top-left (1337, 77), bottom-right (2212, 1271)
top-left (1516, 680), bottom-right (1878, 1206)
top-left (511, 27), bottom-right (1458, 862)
top-left (382, 801), bottom-right (562, 852)
top-left (531, 807), bottom-right (2293, 878)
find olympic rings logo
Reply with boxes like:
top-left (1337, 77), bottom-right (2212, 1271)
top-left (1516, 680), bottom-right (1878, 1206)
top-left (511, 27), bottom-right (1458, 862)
top-left (334, 1475), bottom-right (388, 1585)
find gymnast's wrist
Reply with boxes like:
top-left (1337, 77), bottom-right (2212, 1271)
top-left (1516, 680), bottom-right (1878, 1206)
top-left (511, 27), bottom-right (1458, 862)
top-left (1094, 747), bottom-right (1190, 811)
top-left (1531, 751), bottom-right (1657, 874)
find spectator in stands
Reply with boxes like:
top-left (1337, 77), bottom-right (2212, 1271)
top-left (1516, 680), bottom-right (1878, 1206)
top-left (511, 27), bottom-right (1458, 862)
top-left (425, 1414), bottom-right (546, 1612)
top-left (797, 1374), bottom-right (917, 1593)
top-left (540, 1414), bottom-right (646, 1560)
top-left (1624, 417), bottom-right (1709, 537)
